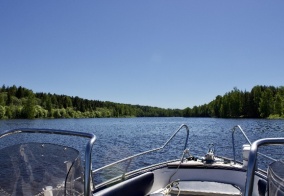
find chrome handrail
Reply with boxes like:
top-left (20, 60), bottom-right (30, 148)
top-left (231, 125), bottom-right (276, 164)
top-left (92, 124), bottom-right (189, 184)
top-left (244, 138), bottom-right (284, 196)
top-left (232, 125), bottom-right (251, 164)
top-left (0, 128), bottom-right (96, 196)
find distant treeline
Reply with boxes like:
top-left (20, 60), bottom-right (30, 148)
top-left (183, 86), bottom-right (284, 119)
top-left (0, 85), bottom-right (283, 119)
top-left (0, 85), bottom-right (182, 119)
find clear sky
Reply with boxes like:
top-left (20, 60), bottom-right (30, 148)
top-left (1, 1), bottom-right (283, 109)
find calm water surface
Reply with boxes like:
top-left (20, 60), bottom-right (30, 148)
top-left (0, 117), bottom-right (283, 179)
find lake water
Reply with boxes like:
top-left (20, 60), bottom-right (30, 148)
top-left (0, 117), bottom-right (283, 182)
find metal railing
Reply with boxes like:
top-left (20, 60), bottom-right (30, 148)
top-left (232, 125), bottom-right (251, 164)
top-left (92, 124), bottom-right (189, 187)
top-left (0, 128), bottom-right (96, 196)
top-left (244, 138), bottom-right (284, 196)
top-left (231, 125), bottom-right (276, 164)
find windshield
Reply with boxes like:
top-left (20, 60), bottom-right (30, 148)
top-left (0, 143), bottom-right (84, 196)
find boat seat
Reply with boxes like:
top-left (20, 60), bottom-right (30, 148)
top-left (170, 181), bottom-right (242, 196)
top-left (93, 172), bottom-right (154, 196)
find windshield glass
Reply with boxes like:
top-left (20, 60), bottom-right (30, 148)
top-left (0, 143), bottom-right (84, 196)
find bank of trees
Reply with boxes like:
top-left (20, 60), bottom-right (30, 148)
top-left (183, 86), bottom-right (284, 119)
top-left (0, 85), bottom-right (283, 119)
top-left (0, 85), bottom-right (182, 119)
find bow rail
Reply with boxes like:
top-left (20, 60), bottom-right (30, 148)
top-left (92, 124), bottom-right (189, 177)
top-left (231, 125), bottom-right (276, 164)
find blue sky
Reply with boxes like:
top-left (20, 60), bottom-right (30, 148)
top-left (1, 1), bottom-right (283, 109)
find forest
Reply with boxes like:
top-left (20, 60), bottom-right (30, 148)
top-left (184, 86), bottom-right (284, 119)
top-left (0, 85), bottom-right (283, 119)
top-left (0, 85), bottom-right (182, 119)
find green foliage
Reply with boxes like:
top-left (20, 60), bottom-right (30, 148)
top-left (268, 114), bottom-right (283, 119)
top-left (259, 88), bottom-right (274, 118)
top-left (0, 93), bottom-right (6, 106)
top-left (183, 85), bottom-right (284, 119)
top-left (1, 85), bottom-right (182, 119)
top-left (1, 84), bottom-right (284, 119)
top-left (0, 105), bottom-right (5, 119)
top-left (274, 92), bottom-right (283, 116)
top-left (34, 105), bottom-right (48, 118)
top-left (22, 94), bottom-right (36, 119)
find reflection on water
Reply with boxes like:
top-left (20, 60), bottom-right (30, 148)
top-left (0, 118), bottom-right (283, 183)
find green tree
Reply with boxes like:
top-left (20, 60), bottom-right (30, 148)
top-left (22, 94), bottom-right (36, 119)
top-left (259, 88), bottom-right (273, 118)
top-left (16, 86), bottom-right (25, 98)
top-left (250, 86), bottom-right (263, 118)
top-left (0, 93), bottom-right (6, 106)
top-left (34, 105), bottom-right (48, 118)
top-left (45, 96), bottom-right (52, 117)
top-left (0, 105), bottom-right (5, 119)
top-left (274, 92), bottom-right (283, 116)
top-left (183, 107), bottom-right (191, 117)
top-left (64, 96), bottom-right (73, 108)
top-left (240, 91), bottom-right (250, 117)
top-left (8, 85), bottom-right (17, 96)
top-left (225, 88), bottom-right (242, 117)
top-left (212, 95), bottom-right (222, 117)
top-left (219, 95), bottom-right (229, 118)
